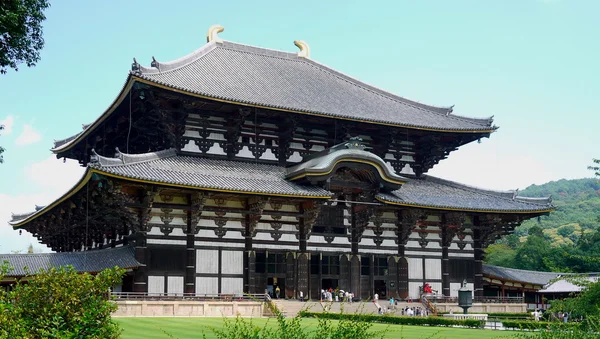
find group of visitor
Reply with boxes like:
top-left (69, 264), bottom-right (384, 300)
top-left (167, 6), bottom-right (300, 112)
top-left (320, 288), bottom-right (355, 302)
top-left (401, 306), bottom-right (428, 316)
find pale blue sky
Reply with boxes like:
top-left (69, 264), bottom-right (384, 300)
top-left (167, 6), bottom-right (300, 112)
top-left (0, 0), bottom-right (598, 252)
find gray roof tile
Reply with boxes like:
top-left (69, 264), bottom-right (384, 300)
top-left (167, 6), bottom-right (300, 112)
top-left (378, 175), bottom-right (553, 212)
top-left (0, 246), bottom-right (139, 277)
top-left (89, 149), bottom-right (332, 197)
top-left (483, 264), bottom-right (561, 286)
top-left (136, 41), bottom-right (494, 132)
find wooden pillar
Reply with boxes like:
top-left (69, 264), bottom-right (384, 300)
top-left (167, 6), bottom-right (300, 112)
top-left (133, 231), bottom-right (148, 293)
top-left (369, 254), bottom-right (375, 298)
top-left (350, 255), bottom-right (361, 300)
top-left (473, 217), bottom-right (485, 299)
top-left (244, 211), bottom-right (252, 294)
top-left (441, 218), bottom-right (450, 297)
top-left (297, 252), bottom-right (309, 299)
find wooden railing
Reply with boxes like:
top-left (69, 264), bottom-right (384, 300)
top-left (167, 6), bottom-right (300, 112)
top-left (421, 296), bottom-right (437, 315)
top-left (111, 292), bottom-right (265, 302)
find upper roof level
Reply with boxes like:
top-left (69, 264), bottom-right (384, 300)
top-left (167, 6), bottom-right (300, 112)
top-left (52, 25), bottom-right (496, 155)
top-left (132, 26), bottom-right (494, 132)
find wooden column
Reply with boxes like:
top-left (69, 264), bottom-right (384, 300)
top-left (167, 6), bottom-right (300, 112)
top-left (350, 255), bottom-right (361, 300)
top-left (133, 231), bottom-right (148, 293)
top-left (244, 207), bottom-right (253, 293)
top-left (472, 216), bottom-right (485, 299)
top-left (300, 200), bottom-right (322, 299)
top-left (440, 221), bottom-right (450, 297)
top-left (441, 213), bottom-right (465, 297)
top-left (133, 187), bottom-right (157, 293)
top-left (185, 193), bottom-right (204, 294)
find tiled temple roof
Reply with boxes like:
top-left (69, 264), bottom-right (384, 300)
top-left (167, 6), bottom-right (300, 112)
top-left (483, 264), bottom-right (562, 286)
top-left (52, 32), bottom-right (496, 152)
top-left (87, 148), bottom-right (332, 198)
top-left (377, 176), bottom-right (553, 213)
top-left (134, 40), bottom-right (494, 132)
top-left (0, 246), bottom-right (139, 277)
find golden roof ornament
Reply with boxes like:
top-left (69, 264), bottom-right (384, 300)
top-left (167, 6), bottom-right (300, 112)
top-left (207, 24), bottom-right (224, 43)
top-left (294, 40), bottom-right (310, 58)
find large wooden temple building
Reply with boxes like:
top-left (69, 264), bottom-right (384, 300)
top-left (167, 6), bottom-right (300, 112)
top-left (10, 25), bottom-right (553, 300)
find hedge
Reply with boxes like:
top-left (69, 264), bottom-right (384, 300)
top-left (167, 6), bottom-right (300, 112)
top-left (501, 320), bottom-right (579, 331)
top-left (299, 311), bottom-right (484, 328)
top-left (439, 312), bottom-right (531, 319)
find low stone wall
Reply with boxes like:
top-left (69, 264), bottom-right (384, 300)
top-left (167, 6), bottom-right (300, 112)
top-left (113, 300), bottom-right (264, 317)
top-left (435, 303), bottom-right (526, 313)
top-left (443, 314), bottom-right (488, 321)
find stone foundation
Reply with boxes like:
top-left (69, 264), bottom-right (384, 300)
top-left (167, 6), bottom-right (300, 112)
top-left (113, 300), bottom-right (264, 317)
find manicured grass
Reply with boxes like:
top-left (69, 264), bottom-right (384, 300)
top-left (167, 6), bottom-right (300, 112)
top-left (116, 317), bottom-right (517, 339)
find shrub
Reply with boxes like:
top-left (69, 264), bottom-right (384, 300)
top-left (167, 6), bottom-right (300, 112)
top-left (299, 311), bottom-right (484, 328)
top-left (510, 316), bottom-right (600, 339)
top-left (0, 264), bottom-right (125, 339)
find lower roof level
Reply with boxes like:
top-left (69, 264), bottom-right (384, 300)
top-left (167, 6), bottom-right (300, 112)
top-left (11, 148), bottom-right (553, 227)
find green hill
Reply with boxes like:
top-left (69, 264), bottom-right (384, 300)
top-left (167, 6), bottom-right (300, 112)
top-left (485, 178), bottom-right (600, 272)
top-left (516, 178), bottom-right (600, 245)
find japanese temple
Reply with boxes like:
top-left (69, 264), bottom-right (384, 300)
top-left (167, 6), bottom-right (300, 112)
top-left (9, 25), bottom-right (553, 301)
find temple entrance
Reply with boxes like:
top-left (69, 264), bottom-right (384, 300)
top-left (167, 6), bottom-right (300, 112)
top-left (267, 277), bottom-right (285, 299)
top-left (374, 280), bottom-right (387, 299)
top-left (322, 278), bottom-right (338, 291)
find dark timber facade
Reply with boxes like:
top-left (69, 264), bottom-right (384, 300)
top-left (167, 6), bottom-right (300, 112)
top-left (10, 26), bottom-right (553, 300)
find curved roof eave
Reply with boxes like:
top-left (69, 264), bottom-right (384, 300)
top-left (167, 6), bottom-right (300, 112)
top-left (375, 197), bottom-right (555, 214)
top-left (50, 75), bottom-right (135, 154)
top-left (134, 76), bottom-right (497, 134)
top-left (10, 170), bottom-right (95, 228)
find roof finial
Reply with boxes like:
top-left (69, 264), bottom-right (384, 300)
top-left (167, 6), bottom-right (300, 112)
top-left (131, 58), bottom-right (141, 75)
top-left (151, 56), bottom-right (159, 69)
top-left (294, 40), bottom-right (310, 58)
top-left (207, 24), bottom-right (225, 43)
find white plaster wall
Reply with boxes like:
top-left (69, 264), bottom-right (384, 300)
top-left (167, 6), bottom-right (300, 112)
top-left (167, 276), bottom-right (184, 295)
top-left (195, 241), bottom-right (244, 248)
top-left (207, 142), bottom-right (225, 155)
top-left (448, 252), bottom-right (474, 258)
top-left (450, 283), bottom-right (474, 297)
top-left (408, 282), bottom-right (422, 299)
top-left (197, 249), bottom-right (219, 273)
top-left (221, 278), bottom-right (244, 295)
top-left (221, 251), bottom-right (243, 274)
top-left (408, 257), bottom-right (423, 279)
top-left (405, 250), bottom-right (441, 257)
top-left (425, 259), bottom-right (442, 280)
top-left (196, 277), bottom-right (218, 295)
top-left (147, 239), bottom-right (187, 245)
top-left (148, 276), bottom-right (164, 295)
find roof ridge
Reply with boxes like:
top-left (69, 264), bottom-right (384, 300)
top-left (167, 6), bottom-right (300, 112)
top-left (422, 175), bottom-right (552, 207)
top-left (89, 148), bottom-right (177, 167)
top-left (134, 42), bottom-right (219, 76)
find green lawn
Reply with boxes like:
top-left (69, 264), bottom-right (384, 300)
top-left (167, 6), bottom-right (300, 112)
top-left (116, 317), bottom-right (518, 339)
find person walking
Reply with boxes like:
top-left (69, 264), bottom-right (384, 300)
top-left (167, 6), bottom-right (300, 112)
top-left (275, 286), bottom-right (281, 299)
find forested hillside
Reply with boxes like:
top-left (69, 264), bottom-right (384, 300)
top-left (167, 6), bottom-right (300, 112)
top-left (484, 178), bottom-right (600, 272)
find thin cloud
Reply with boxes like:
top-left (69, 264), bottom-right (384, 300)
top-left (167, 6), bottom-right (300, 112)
top-left (1, 156), bottom-right (83, 253)
top-left (0, 116), bottom-right (14, 134)
top-left (15, 124), bottom-right (42, 146)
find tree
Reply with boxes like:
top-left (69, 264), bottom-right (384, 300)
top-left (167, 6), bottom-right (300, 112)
top-left (589, 158), bottom-right (600, 178)
top-left (0, 0), bottom-right (50, 74)
top-left (0, 125), bottom-right (4, 163)
top-left (0, 265), bottom-right (125, 339)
